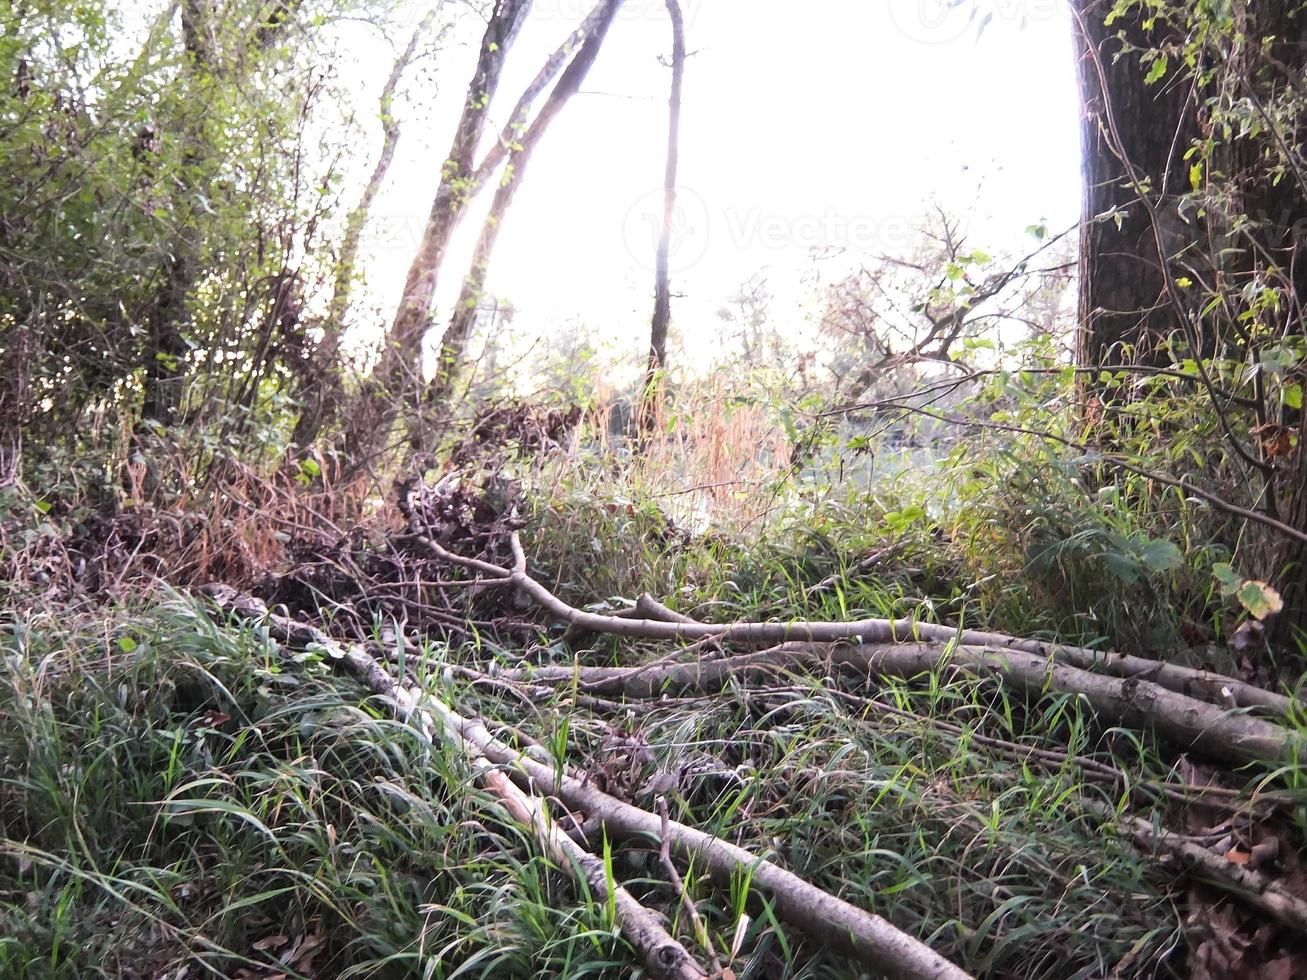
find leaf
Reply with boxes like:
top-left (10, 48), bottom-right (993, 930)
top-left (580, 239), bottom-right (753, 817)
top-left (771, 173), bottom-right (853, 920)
top-left (1103, 552), bottom-right (1142, 585)
top-left (1284, 382), bottom-right (1303, 410)
top-left (729, 913), bottom-right (751, 962)
top-left (117, 636), bottom-right (137, 653)
top-left (1138, 538), bottom-right (1183, 573)
top-left (1235, 581), bottom-right (1283, 620)
top-left (1212, 562), bottom-right (1240, 594)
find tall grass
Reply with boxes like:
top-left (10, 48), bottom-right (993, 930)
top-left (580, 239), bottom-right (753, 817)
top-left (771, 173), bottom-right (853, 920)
top-left (1, 584), bottom-right (1204, 978)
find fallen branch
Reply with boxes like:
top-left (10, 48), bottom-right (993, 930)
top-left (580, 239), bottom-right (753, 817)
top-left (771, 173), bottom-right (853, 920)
top-left (204, 584), bottom-right (970, 980)
top-left (417, 532), bottom-right (1295, 718)
top-left (1081, 799), bottom-right (1307, 933)
top-left (435, 701), bottom-right (973, 980)
top-left (201, 586), bottom-right (707, 980)
top-left (504, 641), bottom-right (1306, 767)
top-left (562, 592), bottom-right (700, 645)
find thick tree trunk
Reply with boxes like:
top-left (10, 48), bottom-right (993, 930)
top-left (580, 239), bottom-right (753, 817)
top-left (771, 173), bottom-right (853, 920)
top-left (1237, 3), bottom-right (1307, 637)
top-left (1071, 0), bottom-right (1199, 373)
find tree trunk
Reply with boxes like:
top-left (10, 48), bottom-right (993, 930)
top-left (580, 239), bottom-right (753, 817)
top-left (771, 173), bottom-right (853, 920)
top-left (415, 0), bottom-right (624, 443)
top-left (346, 0), bottom-right (533, 457)
top-left (1071, 0), bottom-right (1199, 373)
top-left (639, 0), bottom-right (685, 433)
top-left (293, 10), bottom-right (434, 447)
top-left (1236, 3), bottom-right (1307, 637)
top-left (140, 0), bottom-right (216, 426)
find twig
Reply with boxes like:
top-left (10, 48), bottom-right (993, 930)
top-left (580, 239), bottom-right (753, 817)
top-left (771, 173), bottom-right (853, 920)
top-left (658, 795), bottom-right (722, 975)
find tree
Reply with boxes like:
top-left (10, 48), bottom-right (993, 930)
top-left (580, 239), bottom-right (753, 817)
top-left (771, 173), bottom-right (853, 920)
top-left (416, 0), bottom-right (626, 445)
top-left (1, 0), bottom-right (358, 488)
top-left (1070, 0), bottom-right (1307, 634)
top-left (347, 0), bottom-right (534, 457)
top-left (1070, 0), bottom-right (1199, 373)
top-left (293, 9), bottom-right (438, 447)
top-left (639, 0), bottom-right (685, 431)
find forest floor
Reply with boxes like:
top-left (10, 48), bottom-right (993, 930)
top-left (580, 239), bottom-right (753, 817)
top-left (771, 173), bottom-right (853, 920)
top-left (3, 432), bottom-right (1307, 980)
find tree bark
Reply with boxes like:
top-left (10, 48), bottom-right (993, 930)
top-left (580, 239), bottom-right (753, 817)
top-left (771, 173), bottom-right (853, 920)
top-left (348, 0), bottom-right (533, 455)
top-left (414, 0), bottom-right (624, 441)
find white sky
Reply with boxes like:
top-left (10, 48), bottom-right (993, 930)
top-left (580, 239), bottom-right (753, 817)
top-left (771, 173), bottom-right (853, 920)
top-left (337, 0), bottom-right (1082, 371)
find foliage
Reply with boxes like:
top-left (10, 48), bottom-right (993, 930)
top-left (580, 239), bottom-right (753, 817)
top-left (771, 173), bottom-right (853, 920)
top-left (0, 0), bottom-right (367, 499)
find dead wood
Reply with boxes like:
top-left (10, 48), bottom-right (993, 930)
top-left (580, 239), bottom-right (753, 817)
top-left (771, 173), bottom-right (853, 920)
top-left (504, 641), bottom-right (1304, 767)
top-left (1080, 799), bottom-right (1307, 932)
top-left (204, 583), bottom-right (970, 980)
top-left (417, 531), bottom-right (1296, 720)
top-left (201, 585), bottom-right (708, 980)
top-left (436, 699), bottom-right (974, 980)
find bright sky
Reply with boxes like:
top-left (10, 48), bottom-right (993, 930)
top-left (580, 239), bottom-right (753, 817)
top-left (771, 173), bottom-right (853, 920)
top-left (341, 0), bottom-right (1082, 371)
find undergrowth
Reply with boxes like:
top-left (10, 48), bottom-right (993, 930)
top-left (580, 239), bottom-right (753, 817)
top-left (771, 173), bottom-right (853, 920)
top-left (4, 579), bottom-right (1248, 979)
top-left (2, 383), bottom-right (1303, 978)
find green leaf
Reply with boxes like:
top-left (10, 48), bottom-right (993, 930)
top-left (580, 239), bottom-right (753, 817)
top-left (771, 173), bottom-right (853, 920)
top-left (1212, 562), bottom-right (1240, 594)
top-left (1137, 538), bottom-right (1183, 573)
top-left (117, 636), bottom-right (137, 653)
top-left (1284, 382), bottom-right (1303, 410)
top-left (1103, 552), bottom-right (1141, 585)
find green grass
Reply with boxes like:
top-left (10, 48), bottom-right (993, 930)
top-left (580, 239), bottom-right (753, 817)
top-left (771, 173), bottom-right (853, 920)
top-left (1, 585), bottom-right (1220, 978)
top-left (1, 445), bottom-right (1298, 978)
top-left (0, 599), bottom-right (645, 978)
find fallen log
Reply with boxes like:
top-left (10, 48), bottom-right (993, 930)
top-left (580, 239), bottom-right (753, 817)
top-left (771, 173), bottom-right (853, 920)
top-left (416, 532), bottom-right (1296, 718)
top-left (201, 585), bottom-right (707, 980)
top-left (432, 700), bottom-right (974, 980)
top-left (502, 641), bottom-right (1306, 767)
